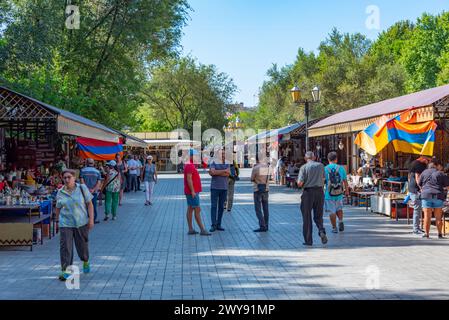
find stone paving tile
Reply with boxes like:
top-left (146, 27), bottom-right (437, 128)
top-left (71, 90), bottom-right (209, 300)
top-left (2, 169), bottom-right (449, 300)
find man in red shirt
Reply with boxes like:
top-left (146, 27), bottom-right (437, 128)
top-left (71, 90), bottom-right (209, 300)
top-left (184, 150), bottom-right (211, 236)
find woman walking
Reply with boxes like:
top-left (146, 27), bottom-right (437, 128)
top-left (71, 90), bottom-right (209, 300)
top-left (115, 153), bottom-right (127, 206)
top-left (55, 169), bottom-right (94, 281)
top-left (103, 160), bottom-right (121, 221)
top-left (141, 155), bottom-right (158, 206)
top-left (418, 159), bottom-right (449, 239)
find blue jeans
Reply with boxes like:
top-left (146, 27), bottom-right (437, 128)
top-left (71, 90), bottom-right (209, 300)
top-left (254, 191), bottom-right (269, 229)
top-left (210, 189), bottom-right (227, 227)
top-left (92, 192), bottom-right (98, 221)
top-left (409, 193), bottom-right (422, 232)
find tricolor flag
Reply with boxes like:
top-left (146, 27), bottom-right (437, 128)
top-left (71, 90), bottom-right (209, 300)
top-left (355, 109), bottom-right (437, 156)
top-left (76, 137), bottom-right (123, 161)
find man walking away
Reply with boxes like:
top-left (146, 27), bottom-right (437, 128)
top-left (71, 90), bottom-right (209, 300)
top-left (297, 151), bottom-right (327, 246)
top-left (408, 156), bottom-right (430, 234)
top-left (127, 155), bottom-right (139, 192)
top-left (226, 159), bottom-right (240, 212)
top-left (80, 158), bottom-right (102, 224)
top-left (251, 158), bottom-right (270, 232)
top-left (184, 150), bottom-right (210, 236)
top-left (324, 152), bottom-right (349, 233)
top-left (209, 149), bottom-right (230, 232)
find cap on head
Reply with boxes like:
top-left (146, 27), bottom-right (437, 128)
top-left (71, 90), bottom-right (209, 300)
top-left (147, 155), bottom-right (153, 160)
top-left (107, 160), bottom-right (117, 167)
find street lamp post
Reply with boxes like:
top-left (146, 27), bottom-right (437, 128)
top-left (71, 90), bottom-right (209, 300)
top-left (290, 85), bottom-right (321, 152)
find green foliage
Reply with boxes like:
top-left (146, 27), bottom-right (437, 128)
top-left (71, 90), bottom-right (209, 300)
top-left (139, 56), bottom-right (237, 133)
top-left (401, 12), bottom-right (449, 92)
top-left (0, 0), bottom-right (190, 129)
top-left (252, 11), bottom-right (449, 130)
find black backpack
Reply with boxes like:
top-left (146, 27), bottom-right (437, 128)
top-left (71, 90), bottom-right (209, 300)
top-left (327, 165), bottom-right (344, 196)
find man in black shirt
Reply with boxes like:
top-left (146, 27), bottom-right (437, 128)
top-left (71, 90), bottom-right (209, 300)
top-left (408, 156), bottom-right (431, 234)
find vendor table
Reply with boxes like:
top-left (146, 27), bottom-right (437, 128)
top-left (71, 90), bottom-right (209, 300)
top-left (351, 191), bottom-right (376, 211)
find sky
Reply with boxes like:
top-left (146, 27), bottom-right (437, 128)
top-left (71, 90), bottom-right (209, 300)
top-left (180, 0), bottom-right (449, 107)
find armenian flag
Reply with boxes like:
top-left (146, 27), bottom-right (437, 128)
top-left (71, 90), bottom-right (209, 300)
top-left (76, 137), bottom-right (123, 161)
top-left (355, 109), bottom-right (437, 156)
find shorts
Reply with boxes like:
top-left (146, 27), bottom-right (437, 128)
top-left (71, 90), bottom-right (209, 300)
top-left (421, 198), bottom-right (444, 209)
top-left (186, 193), bottom-right (200, 208)
top-left (325, 199), bottom-right (343, 214)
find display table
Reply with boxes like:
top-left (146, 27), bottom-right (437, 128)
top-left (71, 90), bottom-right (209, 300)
top-left (0, 201), bottom-right (53, 251)
top-left (351, 191), bottom-right (377, 211)
top-left (370, 193), bottom-right (406, 219)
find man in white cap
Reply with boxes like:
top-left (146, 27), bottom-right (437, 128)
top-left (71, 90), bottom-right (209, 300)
top-left (80, 158), bottom-right (102, 224)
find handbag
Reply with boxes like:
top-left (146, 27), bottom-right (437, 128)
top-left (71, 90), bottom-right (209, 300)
top-left (101, 172), bottom-right (118, 195)
top-left (79, 184), bottom-right (90, 214)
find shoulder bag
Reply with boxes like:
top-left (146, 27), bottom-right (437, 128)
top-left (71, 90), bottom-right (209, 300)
top-left (101, 172), bottom-right (119, 195)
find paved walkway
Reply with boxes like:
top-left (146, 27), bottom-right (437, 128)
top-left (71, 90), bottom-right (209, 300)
top-left (1, 169), bottom-right (449, 300)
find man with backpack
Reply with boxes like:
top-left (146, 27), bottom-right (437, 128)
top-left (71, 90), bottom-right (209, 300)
top-left (325, 152), bottom-right (349, 233)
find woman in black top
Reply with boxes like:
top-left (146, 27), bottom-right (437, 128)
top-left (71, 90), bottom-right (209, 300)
top-left (418, 159), bottom-right (449, 239)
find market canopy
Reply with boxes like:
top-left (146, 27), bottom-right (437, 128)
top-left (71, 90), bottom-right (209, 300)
top-left (247, 122), bottom-right (306, 143)
top-left (309, 83), bottom-right (449, 137)
top-left (0, 86), bottom-right (120, 142)
top-left (112, 130), bottom-right (148, 148)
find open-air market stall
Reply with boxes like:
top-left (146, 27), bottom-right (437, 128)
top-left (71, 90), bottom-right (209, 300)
top-left (142, 139), bottom-right (201, 173)
top-left (0, 86), bottom-right (120, 249)
top-left (308, 83), bottom-right (449, 223)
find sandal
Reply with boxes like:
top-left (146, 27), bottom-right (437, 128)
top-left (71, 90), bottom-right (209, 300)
top-left (200, 230), bottom-right (211, 236)
top-left (188, 230), bottom-right (199, 235)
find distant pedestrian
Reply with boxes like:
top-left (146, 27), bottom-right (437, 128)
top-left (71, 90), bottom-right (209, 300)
top-left (102, 160), bottom-right (121, 221)
top-left (209, 149), bottom-right (230, 232)
top-left (418, 159), bottom-right (449, 239)
top-left (297, 151), bottom-right (328, 246)
top-left (275, 157), bottom-right (284, 185)
top-left (280, 157), bottom-right (287, 186)
top-left (55, 169), bottom-right (94, 281)
top-left (408, 156), bottom-right (431, 234)
top-left (115, 153), bottom-right (127, 206)
top-left (136, 156), bottom-right (143, 191)
top-left (324, 152), bottom-right (349, 233)
top-left (127, 155), bottom-right (139, 192)
top-left (80, 158), bottom-right (103, 224)
top-left (251, 158), bottom-right (270, 232)
top-left (225, 159), bottom-right (240, 212)
top-left (183, 150), bottom-right (210, 236)
top-left (142, 155), bottom-right (158, 206)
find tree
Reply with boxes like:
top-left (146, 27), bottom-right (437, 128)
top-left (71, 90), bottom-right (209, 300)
top-left (139, 57), bottom-right (237, 133)
top-left (0, 0), bottom-right (190, 129)
top-left (401, 12), bottom-right (449, 92)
